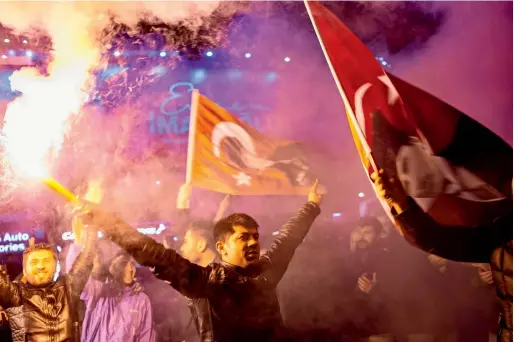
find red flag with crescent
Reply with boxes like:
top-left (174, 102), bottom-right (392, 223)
top-left (306, 1), bottom-right (512, 229)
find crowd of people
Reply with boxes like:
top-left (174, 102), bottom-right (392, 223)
top-left (0, 177), bottom-right (510, 342)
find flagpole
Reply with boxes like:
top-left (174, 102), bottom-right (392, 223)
top-left (304, 0), bottom-right (378, 173)
top-left (185, 89), bottom-right (200, 184)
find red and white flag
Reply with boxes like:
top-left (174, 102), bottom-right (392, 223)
top-left (306, 1), bottom-right (512, 228)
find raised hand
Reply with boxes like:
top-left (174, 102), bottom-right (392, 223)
top-left (357, 272), bottom-right (377, 294)
top-left (308, 179), bottom-right (323, 205)
top-left (214, 194), bottom-right (231, 222)
top-left (478, 269), bottom-right (494, 285)
top-left (176, 183), bottom-right (193, 209)
top-left (219, 194), bottom-right (231, 213)
top-left (371, 169), bottom-right (408, 213)
top-left (84, 179), bottom-right (104, 204)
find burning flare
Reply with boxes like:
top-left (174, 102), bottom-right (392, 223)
top-left (2, 10), bottom-right (99, 180)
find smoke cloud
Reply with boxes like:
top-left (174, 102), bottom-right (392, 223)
top-left (0, 1), bottom-right (242, 217)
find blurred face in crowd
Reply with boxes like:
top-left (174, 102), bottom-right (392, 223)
top-left (24, 249), bottom-right (57, 286)
top-left (351, 225), bottom-right (378, 250)
top-left (217, 225), bottom-right (260, 268)
top-left (180, 230), bottom-right (204, 263)
top-left (123, 261), bottom-right (136, 286)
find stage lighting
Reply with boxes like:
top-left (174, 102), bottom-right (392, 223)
top-left (192, 69), bottom-right (207, 84)
top-left (25, 50), bottom-right (33, 57)
top-left (113, 50), bottom-right (121, 57)
top-left (245, 53), bottom-right (251, 58)
top-left (206, 51), bottom-right (214, 57)
top-left (284, 57), bottom-right (291, 62)
top-left (3, 38), bottom-right (9, 43)
top-left (22, 39), bottom-right (28, 44)
top-left (8, 50), bottom-right (15, 56)
top-left (156, 180), bottom-right (161, 185)
top-left (1, 55), bottom-right (7, 59)
top-left (358, 192), bottom-right (365, 198)
top-left (332, 212), bottom-right (342, 218)
top-left (265, 72), bottom-right (277, 82)
top-left (159, 51), bottom-right (166, 57)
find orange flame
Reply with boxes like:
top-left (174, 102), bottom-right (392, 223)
top-left (2, 13), bottom-right (99, 180)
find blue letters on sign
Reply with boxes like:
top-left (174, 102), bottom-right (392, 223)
top-left (160, 82), bottom-right (194, 116)
top-left (148, 81), bottom-right (270, 145)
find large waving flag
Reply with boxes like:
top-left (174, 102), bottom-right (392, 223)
top-left (185, 90), bottom-right (315, 195)
top-left (305, 1), bottom-right (512, 229)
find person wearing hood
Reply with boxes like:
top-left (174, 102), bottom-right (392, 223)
top-left (79, 252), bottom-right (155, 342)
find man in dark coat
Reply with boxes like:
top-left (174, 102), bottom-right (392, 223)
top-left (0, 224), bottom-right (96, 342)
top-left (81, 180), bottom-right (323, 342)
top-left (372, 170), bottom-right (512, 342)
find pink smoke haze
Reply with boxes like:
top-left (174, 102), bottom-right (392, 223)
top-left (0, 2), bottom-right (510, 236)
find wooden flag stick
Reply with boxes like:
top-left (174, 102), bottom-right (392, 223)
top-left (185, 89), bottom-right (200, 184)
top-left (304, 0), bottom-right (378, 173)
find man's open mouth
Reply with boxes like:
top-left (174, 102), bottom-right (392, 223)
top-left (246, 251), bottom-right (259, 260)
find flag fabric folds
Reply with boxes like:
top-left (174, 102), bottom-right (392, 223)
top-left (186, 90), bottom-right (314, 195)
top-left (306, 1), bottom-right (512, 229)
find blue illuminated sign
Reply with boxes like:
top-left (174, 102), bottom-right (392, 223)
top-left (147, 81), bottom-right (270, 144)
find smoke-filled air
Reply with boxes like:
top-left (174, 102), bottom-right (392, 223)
top-left (0, 1), bottom-right (511, 342)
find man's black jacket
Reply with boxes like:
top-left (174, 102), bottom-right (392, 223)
top-left (394, 200), bottom-right (513, 341)
top-left (0, 241), bottom-right (95, 342)
top-left (94, 202), bottom-right (321, 342)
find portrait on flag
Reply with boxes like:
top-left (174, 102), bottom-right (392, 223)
top-left (306, 2), bottom-right (511, 235)
top-left (187, 91), bottom-right (315, 195)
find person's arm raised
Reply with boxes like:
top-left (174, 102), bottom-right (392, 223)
top-left (372, 170), bottom-right (512, 263)
top-left (214, 195), bottom-right (231, 222)
top-left (263, 180), bottom-right (322, 283)
top-left (0, 266), bottom-right (21, 310)
top-left (81, 206), bottom-right (210, 298)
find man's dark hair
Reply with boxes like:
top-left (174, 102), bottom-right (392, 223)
top-left (109, 253), bottom-right (132, 282)
top-left (188, 220), bottom-right (215, 250)
top-left (213, 213), bottom-right (259, 243)
top-left (358, 216), bottom-right (383, 236)
top-left (22, 243), bottom-right (56, 267)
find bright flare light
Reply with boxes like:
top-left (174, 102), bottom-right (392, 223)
top-left (2, 13), bottom-right (99, 182)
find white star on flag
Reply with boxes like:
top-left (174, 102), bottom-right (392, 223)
top-left (233, 172), bottom-right (251, 186)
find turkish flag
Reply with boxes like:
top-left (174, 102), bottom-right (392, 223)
top-left (306, 1), bottom-right (512, 227)
top-left (187, 91), bottom-right (315, 195)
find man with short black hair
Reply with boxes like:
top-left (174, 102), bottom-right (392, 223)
top-left (213, 213), bottom-right (261, 269)
top-left (180, 220), bottom-right (217, 268)
top-left (82, 180), bottom-right (323, 342)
